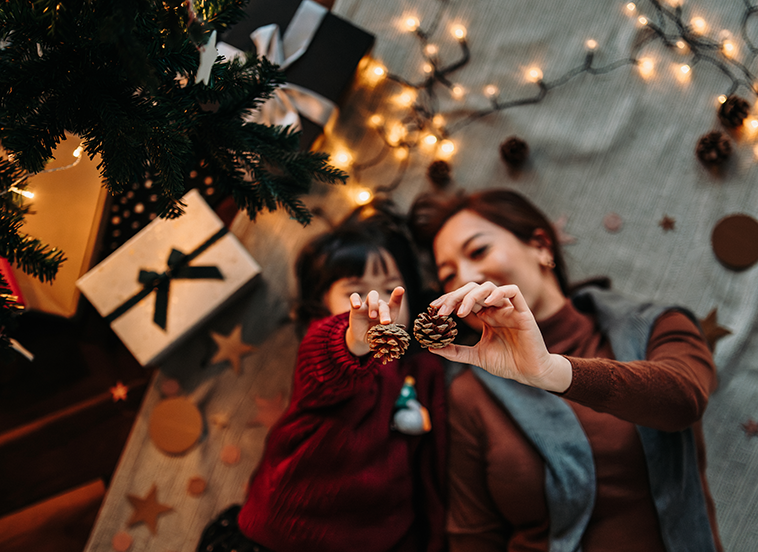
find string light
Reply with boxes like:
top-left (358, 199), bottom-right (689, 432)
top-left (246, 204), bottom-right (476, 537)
top-left (676, 40), bottom-right (686, 50)
top-left (369, 114), bottom-right (384, 127)
top-left (332, 150), bottom-right (353, 167)
top-left (585, 39), bottom-right (598, 51)
top-left (73, 146), bottom-right (83, 158)
top-left (690, 17), bottom-right (706, 34)
top-left (451, 25), bottom-right (467, 40)
top-left (394, 148), bottom-right (409, 160)
top-left (750, 119), bottom-right (758, 129)
top-left (423, 62), bottom-right (434, 74)
top-left (680, 64), bottom-right (691, 74)
top-left (425, 44), bottom-right (438, 56)
top-left (364, 62), bottom-right (387, 86)
top-left (451, 84), bottom-right (465, 99)
top-left (354, 187), bottom-right (373, 205)
top-left (527, 67), bottom-right (543, 82)
top-left (626, 3), bottom-right (636, 13)
top-left (638, 57), bottom-right (655, 79)
top-left (432, 114), bottom-right (446, 127)
top-left (722, 40), bottom-right (736, 58)
top-left (9, 186), bottom-right (34, 199)
top-left (638, 16), bottom-right (648, 26)
top-left (404, 16), bottom-right (420, 32)
top-left (483, 84), bottom-right (499, 98)
top-left (394, 90), bottom-right (415, 107)
top-left (439, 140), bottom-right (455, 155)
top-left (423, 134), bottom-right (438, 146)
top-left (677, 63), bottom-right (691, 82)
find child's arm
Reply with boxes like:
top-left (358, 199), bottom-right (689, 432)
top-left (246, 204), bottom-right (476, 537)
top-left (345, 286), bottom-right (405, 357)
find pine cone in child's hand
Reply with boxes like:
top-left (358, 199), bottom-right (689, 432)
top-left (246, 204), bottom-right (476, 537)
top-left (367, 324), bottom-right (411, 364)
top-left (413, 306), bottom-right (458, 349)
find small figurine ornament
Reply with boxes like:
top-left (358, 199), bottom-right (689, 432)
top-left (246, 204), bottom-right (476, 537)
top-left (392, 376), bottom-right (432, 435)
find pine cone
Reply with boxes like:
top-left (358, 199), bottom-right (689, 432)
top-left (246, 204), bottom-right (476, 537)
top-left (696, 131), bottom-right (732, 167)
top-left (427, 160), bottom-right (451, 188)
top-left (499, 136), bottom-right (529, 167)
top-left (718, 95), bottom-right (750, 128)
top-left (367, 324), bottom-right (411, 364)
top-left (413, 306), bottom-right (458, 349)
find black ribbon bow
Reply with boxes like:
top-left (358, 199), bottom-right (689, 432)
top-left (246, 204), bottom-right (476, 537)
top-left (105, 227), bottom-right (227, 330)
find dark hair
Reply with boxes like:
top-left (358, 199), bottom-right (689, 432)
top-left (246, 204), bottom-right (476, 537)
top-left (294, 199), bottom-right (425, 334)
top-left (409, 189), bottom-right (570, 296)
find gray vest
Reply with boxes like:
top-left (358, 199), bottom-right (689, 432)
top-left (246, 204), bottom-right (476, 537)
top-left (472, 286), bottom-right (717, 552)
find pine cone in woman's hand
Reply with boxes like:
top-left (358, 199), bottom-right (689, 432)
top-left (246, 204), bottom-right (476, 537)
top-left (367, 324), bottom-right (411, 364)
top-left (413, 306), bottom-right (458, 349)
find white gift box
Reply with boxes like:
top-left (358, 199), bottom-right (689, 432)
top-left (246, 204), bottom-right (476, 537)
top-left (76, 189), bottom-right (261, 366)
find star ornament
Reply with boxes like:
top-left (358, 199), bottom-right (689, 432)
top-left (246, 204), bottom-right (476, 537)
top-left (126, 484), bottom-right (173, 534)
top-left (741, 419), bottom-right (758, 438)
top-left (195, 30), bottom-right (218, 86)
top-left (209, 324), bottom-right (256, 374)
top-left (110, 381), bottom-right (128, 402)
top-left (659, 215), bottom-right (676, 231)
top-left (699, 308), bottom-right (732, 352)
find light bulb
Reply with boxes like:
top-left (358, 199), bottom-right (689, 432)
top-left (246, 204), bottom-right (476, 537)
top-left (440, 140), bottom-right (455, 154)
top-left (451, 25), bottom-right (467, 40)
top-left (638, 58), bottom-right (655, 79)
top-left (372, 65), bottom-right (386, 77)
top-left (626, 2), bottom-right (636, 12)
top-left (483, 84), bottom-right (499, 98)
top-left (638, 16), bottom-right (648, 25)
top-left (425, 44), bottom-right (438, 56)
top-left (751, 119), bottom-right (758, 129)
top-left (333, 150), bottom-right (353, 167)
top-left (405, 17), bottom-right (420, 32)
top-left (717, 95), bottom-right (727, 104)
top-left (451, 85), bottom-right (465, 99)
top-left (691, 17), bottom-right (706, 34)
top-left (423, 62), bottom-right (433, 74)
top-left (369, 114), bottom-right (384, 127)
top-left (394, 147), bottom-right (409, 160)
top-left (73, 146), bottom-right (83, 158)
top-left (527, 67), bottom-right (543, 82)
top-left (395, 90), bottom-right (415, 107)
top-left (355, 188), bottom-right (373, 205)
top-left (680, 64), bottom-right (690, 74)
top-left (423, 134), bottom-right (438, 146)
top-left (432, 114), bottom-right (445, 127)
top-left (585, 39), bottom-right (598, 51)
top-left (676, 40), bottom-right (686, 50)
top-left (723, 40), bottom-right (736, 57)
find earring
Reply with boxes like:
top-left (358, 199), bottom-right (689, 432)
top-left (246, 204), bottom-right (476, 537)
top-left (544, 259), bottom-right (556, 269)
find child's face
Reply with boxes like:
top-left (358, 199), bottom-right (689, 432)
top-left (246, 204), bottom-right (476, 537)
top-left (323, 249), bottom-right (410, 327)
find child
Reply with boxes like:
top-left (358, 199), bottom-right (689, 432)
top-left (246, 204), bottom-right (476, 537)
top-left (197, 202), bottom-right (447, 552)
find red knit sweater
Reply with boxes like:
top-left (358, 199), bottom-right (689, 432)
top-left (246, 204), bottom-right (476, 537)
top-left (238, 312), bottom-right (447, 552)
top-left (447, 299), bottom-right (722, 552)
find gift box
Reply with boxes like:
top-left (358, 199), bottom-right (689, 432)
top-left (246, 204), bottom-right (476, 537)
top-left (219, 0), bottom-right (375, 150)
top-left (76, 189), bottom-right (261, 366)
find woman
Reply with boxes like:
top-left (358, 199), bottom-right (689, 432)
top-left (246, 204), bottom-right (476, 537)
top-left (409, 189), bottom-right (722, 552)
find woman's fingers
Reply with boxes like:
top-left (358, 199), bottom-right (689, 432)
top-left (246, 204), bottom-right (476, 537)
top-left (431, 282), bottom-right (481, 317)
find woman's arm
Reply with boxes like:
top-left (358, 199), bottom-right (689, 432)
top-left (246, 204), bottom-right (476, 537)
top-left (562, 310), bottom-right (717, 431)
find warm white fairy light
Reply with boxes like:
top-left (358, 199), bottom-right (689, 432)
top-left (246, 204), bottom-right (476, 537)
top-left (425, 44), bottom-right (438, 56)
top-left (9, 186), bottom-right (34, 199)
top-left (750, 119), bottom-right (758, 129)
top-left (369, 114), bottom-right (384, 128)
top-left (440, 140), bottom-right (455, 154)
top-left (680, 64), bottom-right (690, 74)
top-left (451, 84), bottom-right (465, 99)
top-left (483, 84), bottom-right (499, 98)
top-left (638, 57), bottom-right (655, 79)
top-left (626, 2), bottom-right (636, 13)
top-left (676, 40), bottom-right (686, 50)
top-left (722, 40), bottom-right (736, 58)
top-left (405, 16), bottom-right (420, 32)
top-left (527, 67), bottom-right (543, 82)
top-left (423, 62), bottom-right (433, 74)
top-left (394, 90), bottom-right (415, 107)
top-left (394, 147), bottom-right (408, 160)
top-left (638, 16), bottom-right (648, 26)
top-left (451, 25), bottom-right (467, 40)
top-left (717, 94), bottom-right (728, 104)
top-left (423, 134), bottom-right (438, 146)
top-left (73, 146), bottom-right (83, 158)
top-left (364, 62), bottom-right (386, 86)
top-left (333, 150), bottom-right (353, 167)
top-left (388, 123), bottom-right (408, 145)
top-left (354, 187), bottom-right (373, 205)
top-left (585, 39), bottom-right (598, 51)
top-left (432, 114), bottom-right (445, 127)
top-left (691, 17), bottom-right (706, 34)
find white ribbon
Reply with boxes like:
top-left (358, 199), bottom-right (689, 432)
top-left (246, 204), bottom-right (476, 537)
top-left (217, 0), bottom-right (337, 132)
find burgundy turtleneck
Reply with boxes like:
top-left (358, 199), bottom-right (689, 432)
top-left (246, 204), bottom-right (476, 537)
top-left (447, 299), bottom-right (722, 552)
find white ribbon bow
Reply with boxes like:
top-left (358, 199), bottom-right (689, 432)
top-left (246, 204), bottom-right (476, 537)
top-left (216, 0), bottom-right (337, 132)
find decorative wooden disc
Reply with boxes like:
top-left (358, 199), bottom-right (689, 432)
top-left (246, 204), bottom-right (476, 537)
top-left (711, 214), bottom-right (758, 270)
top-left (187, 476), bottom-right (207, 497)
top-left (148, 397), bottom-right (203, 454)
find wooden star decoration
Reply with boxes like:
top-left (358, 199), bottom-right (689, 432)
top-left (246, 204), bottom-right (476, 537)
top-left (699, 308), bottom-right (732, 352)
top-left (247, 392), bottom-right (288, 429)
top-left (659, 215), bottom-right (676, 231)
top-left (126, 484), bottom-right (173, 534)
top-left (110, 381), bottom-right (128, 402)
top-left (209, 324), bottom-right (256, 374)
top-left (741, 419), bottom-right (758, 438)
top-left (553, 215), bottom-right (577, 245)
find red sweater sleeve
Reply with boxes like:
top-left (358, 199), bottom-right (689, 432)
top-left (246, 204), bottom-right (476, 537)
top-left (294, 312), bottom-right (379, 407)
top-left (562, 311), bottom-right (717, 431)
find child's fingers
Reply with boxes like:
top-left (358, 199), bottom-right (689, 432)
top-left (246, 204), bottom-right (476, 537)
top-left (366, 290), bottom-right (380, 319)
top-left (350, 292), bottom-right (362, 310)
top-left (387, 286), bottom-right (405, 320)
top-left (378, 300), bottom-right (392, 324)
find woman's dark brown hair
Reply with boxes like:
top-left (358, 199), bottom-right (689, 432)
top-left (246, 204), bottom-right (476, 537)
top-left (409, 189), bottom-right (570, 296)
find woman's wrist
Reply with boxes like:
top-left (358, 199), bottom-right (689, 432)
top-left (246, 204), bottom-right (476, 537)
top-left (532, 354), bottom-right (573, 393)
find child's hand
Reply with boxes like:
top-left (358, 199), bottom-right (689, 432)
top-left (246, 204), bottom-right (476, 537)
top-left (345, 287), bottom-right (405, 357)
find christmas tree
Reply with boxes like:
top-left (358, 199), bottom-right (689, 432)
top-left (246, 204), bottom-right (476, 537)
top-left (0, 0), bottom-right (347, 356)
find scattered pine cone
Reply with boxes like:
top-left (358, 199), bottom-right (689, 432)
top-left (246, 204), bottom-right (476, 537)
top-left (696, 131), bottom-right (732, 167)
top-left (413, 306), bottom-right (458, 349)
top-left (718, 95), bottom-right (750, 128)
top-left (367, 323), bottom-right (411, 364)
top-left (499, 136), bottom-right (529, 167)
top-left (427, 160), bottom-right (452, 188)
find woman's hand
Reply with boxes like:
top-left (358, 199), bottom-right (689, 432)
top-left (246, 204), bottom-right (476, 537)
top-left (429, 282), bottom-right (572, 393)
top-left (345, 287), bottom-right (405, 357)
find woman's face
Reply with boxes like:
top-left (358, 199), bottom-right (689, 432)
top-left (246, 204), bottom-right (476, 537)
top-left (433, 209), bottom-right (560, 327)
top-left (323, 249), bottom-right (410, 327)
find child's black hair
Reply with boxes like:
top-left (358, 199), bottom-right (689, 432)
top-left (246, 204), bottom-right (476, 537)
top-left (294, 199), bottom-right (425, 336)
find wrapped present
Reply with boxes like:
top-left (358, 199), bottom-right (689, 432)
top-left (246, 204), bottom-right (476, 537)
top-left (76, 189), bottom-right (261, 366)
top-left (218, 0), bottom-right (375, 149)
